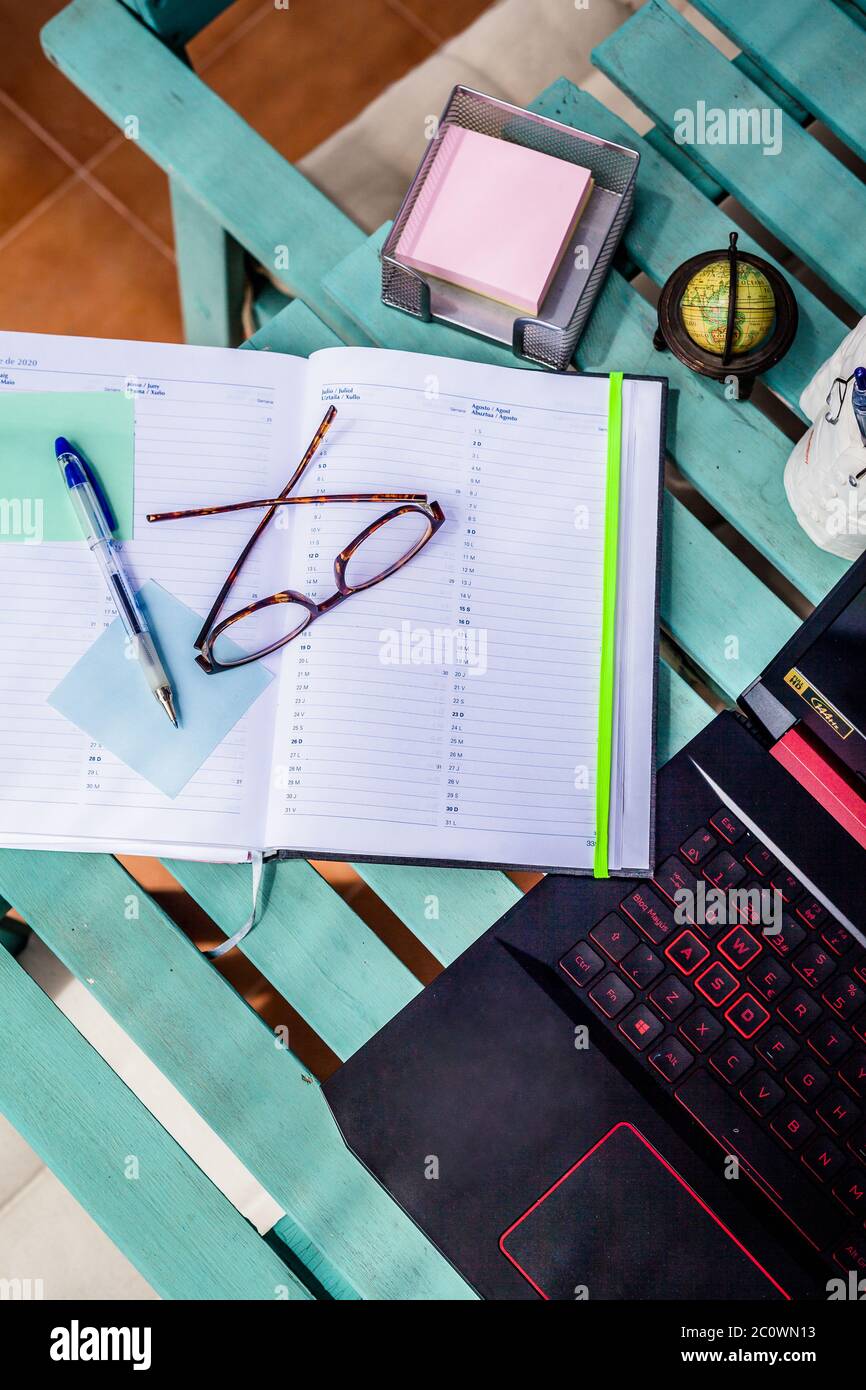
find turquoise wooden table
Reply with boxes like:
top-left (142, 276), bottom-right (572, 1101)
top-left (2, 0), bottom-right (862, 1298)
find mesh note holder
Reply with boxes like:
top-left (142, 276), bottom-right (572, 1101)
top-left (381, 86), bottom-right (640, 372)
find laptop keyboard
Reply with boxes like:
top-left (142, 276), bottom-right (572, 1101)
top-left (559, 806), bottom-right (866, 1279)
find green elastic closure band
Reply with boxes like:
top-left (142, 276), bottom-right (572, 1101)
top-left (594, 371), bottom-right (623, 879)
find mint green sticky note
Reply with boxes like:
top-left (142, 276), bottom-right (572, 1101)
top-left (0, 391), bottom-right (134, 542)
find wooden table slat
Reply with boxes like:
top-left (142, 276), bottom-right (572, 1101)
top-left (165, 855), bottom-right (421, 1061)
top-left (692, 0), bottom-right (866, 160)
top-left (0, 946), bottom-right (311, 1300)
top-left (592, 0), bottom-right (866, 311)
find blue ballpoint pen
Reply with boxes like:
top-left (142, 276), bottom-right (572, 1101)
top-left (55, 437), bottom-right (178, 727)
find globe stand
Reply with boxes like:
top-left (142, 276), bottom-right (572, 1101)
top-left (653, 233), bottom-right (798, 402)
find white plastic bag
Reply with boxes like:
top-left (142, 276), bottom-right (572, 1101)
top-left (784, 315), bottom-right (866, 560)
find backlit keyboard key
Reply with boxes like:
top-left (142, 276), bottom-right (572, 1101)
top-left (709, 1039), bottom-right (753, 1084)
top-left (665, 930), bottom-right (710, 976)
top-left (770, 1103), bottom-right (815, 1150)
top-left (718, 925), bottom-right (762, 970)
top-left (767, 913), bottom-right (806, 959)
top-left (649, 1036), bottom-right (693, 1082)
top-left (833, 1233), bottom-right (866, 1274)
top-left (740, 1070), bottom-right (784, 1117)
top-left (588, 972), bottom-right (634, 1019)
top-left (618, 1004), bottom-right (663, 1052)
top-left (652, 856), bottom-right (698, 908)
top-left (747, 959), bottom-right (790, 1003)
top-left (785, 1056), bottom-right (830, 1104)
top-left (724, 992), bottom-right (770, 1039)
top-left (791, 941), bottom-right (836, 990)
top-left (589, 913), bottom-right (638, 962)
top-left (679, 1007), bottom-right (724, 1052)
top-left (823, 975), bottom-right (866, 1021)
top-left (853, 1012), bottom-right (866, 1044)
top-left (756, 1024), bottom-right (799, 1072)
top-left (821, 922), bottom-right (854, 956)
top-left (802, 1136), bottom-right (846, 1183)
top-left (620, 943), bottom-right (664, 990)
top-left (703, 850), bottom-right (747, 892)
top-left (816, 1088), bottom-right (861, 1136)
top-left (619, 885), bottom-right (677, 945)
top-left (701, 892), bottom-right (729, 937)
top-left (695, 960), bottom-right (739, 1007)
top-left (838, 1051), bottom-right (866, 1100)
top-left (649, 976), bottom-right (694, 1022)
top-left (796, 897), bottom-right (827, 930)
top-left (832, 1170), bottom-right (866, 1217)
top-left (559, 941), bottom-right (605, 988)
top-left (778, 989), bottom-right (822, 1034)
top-left (732, 883), bottom-right (765, 927)
top-left (744, 841), bottom-right (776, 877)
top-left (770, 867), bottom-right (802, 903)
top-left (708, 808), bottom-right (746, 844)
top-left (679, 827), bottom-right (717, 866)
top-left (808, 1020), bottom-right (852, 1066)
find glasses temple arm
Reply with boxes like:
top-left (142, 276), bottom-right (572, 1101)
top-left (148, 492), bottom-right (427, 522)
top-left (192, 405), bottom-right (337, 650)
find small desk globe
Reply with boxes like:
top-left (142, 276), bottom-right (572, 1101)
top-left (653, 232), bottom-right (798, 400)
top-left (680, 259), bottom-right (775, 355)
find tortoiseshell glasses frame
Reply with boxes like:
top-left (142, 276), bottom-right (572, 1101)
top-left (146, 405), bottom-right (445, 672)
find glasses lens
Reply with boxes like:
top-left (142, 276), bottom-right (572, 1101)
top-left (827, 377), bottom-right (848, 422)
top-left (210, 597), bottom-right (310, 666)
top-left (344, 510), bottom-right (431, 590)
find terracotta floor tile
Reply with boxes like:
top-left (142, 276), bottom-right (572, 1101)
top-left (89, 137), bottom-right (174, 248)
top-left (0, 0), bottom-right (115, 164)
top-left (0, 100), bottom-right (72, 238)
top-left (201, 0), bottom-right (434, 163)
top-left (387, 0), bottom-right (495, 44)
top-left (0, 175), bottom-right (182, 342)
top-left (188, 0), bottom-right (270, 64)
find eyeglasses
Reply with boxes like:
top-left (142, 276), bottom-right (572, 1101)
top-left (147, 405), bottom-right (445, 671)
top-left (825, 374), bottom-right (855, 425)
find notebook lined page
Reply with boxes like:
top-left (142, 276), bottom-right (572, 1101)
top-left (0, 332), bottom-right (302, 856)
top-left (265, 348), bottom-right (609, 870)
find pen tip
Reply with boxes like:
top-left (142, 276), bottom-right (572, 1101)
top-left (156, 686), bottom-right (179, 728)
top-left (55, 436), bottom-right (72, 458)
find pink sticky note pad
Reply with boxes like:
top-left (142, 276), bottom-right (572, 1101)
top-left (396, 127), bottom-right (594, 316)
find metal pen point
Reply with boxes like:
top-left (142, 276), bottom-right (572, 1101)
top-left (156, 685), bottom-right (178, 728)
top-left (55, 436), bottom-right (179, 729)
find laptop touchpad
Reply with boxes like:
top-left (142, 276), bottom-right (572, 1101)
top-left (499, 1122), bottom-right (788, 1300)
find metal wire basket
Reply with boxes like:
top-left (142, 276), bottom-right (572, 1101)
top-left (381, 86), bottom-right (640, 371)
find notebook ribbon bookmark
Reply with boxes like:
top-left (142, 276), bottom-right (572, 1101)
top-left (204, 849), bottom-right (265, 960)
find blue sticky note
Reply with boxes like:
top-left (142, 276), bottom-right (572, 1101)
top-left (49, 580), bottom-right (273, 799)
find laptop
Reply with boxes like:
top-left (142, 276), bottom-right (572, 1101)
top-left (324, 551), bottom-right (866, 1300)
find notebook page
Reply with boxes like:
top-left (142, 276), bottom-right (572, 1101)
top-left (0, 331), bottom-right (304, 857)
top-left (265, 347), bottom-right (610, 871)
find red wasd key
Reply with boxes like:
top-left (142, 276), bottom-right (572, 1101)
top-left (724, 993), bottom-right (770, 1039)
top-left (665, 930), bottom-right (710, 976)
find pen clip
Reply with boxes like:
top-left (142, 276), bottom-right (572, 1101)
top-left (77, 448), bottom-right (117, 534)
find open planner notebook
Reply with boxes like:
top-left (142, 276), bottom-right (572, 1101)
top-left (0, 331), bottom-right (665, 875)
